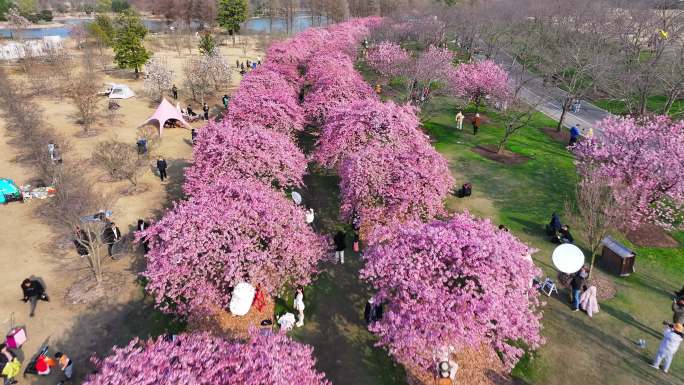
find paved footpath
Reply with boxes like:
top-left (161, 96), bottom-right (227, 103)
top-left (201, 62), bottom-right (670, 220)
top-left (485, 50), bottom-right (613, 134)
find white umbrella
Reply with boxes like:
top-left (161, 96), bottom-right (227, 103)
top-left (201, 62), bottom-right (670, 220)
top-left (291, 191), bottom-right (302, 205)
top-left (552, 244), bottom-right (585, 274)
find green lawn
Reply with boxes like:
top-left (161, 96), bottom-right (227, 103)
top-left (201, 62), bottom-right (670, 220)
top-left (328, 61), bottom-right (683, 384)
top-left (593, 95), bottom-right (684, 118)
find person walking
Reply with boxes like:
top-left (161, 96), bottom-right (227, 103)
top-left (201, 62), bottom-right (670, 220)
top-left (156, 157), bottom-right (168, 182)
top-left (672, 298), bottom-right (684, 324)
top-left (103, 222), bottom-right (121, 259)
top-left (294, 287), bottom-right (305, 327)
top-left (334, 231), bottom-right (346, 264)
top-left (54, 352), bottom-right (73, 381)
top-left (202, 102), bottom-right (209, 121)
top-left (171, 84), bottom-right (178, 100)
top-left (236, 60), bottom-right (240, 68)
top-left (21, 278), bottom-right (49, 317)
top-left (137, 219), bottom-right (150, 254)
top-left (364, 297), bottom-right (383, 324)
top-left (570, 270), bottom-right (585, 311)
top-left (222, 94), bottom-right (229, 109)
top-left (191, 129), bottom-right (197, 145)
top-left (650, 322), bottom-right (683, 373)
top-left (455, 110), bottom-right (464, 130)
top-left (569, 124), bottom-right (581, 146)
top-left (472, 113), bottom-right (481, 135)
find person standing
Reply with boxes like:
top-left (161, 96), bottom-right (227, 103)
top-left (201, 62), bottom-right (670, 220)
top-left (222, 94), bottom-right (229, 109)
top-left (569, 124), bottom-right (581, 146)
top-left (455, 111), bottom-right (464, 130)
top-left (21, 278), bottom-right (49, 317)
top-left (136, 219), bottom-right (150, 254)
top-left (472, 113), bottom-right (481, 135)
top-left (47, 141), bottom-right (55, 162)
top-left (156, 157), bottom-right (168, 182)
top-left (202, 102), bottom-right (209, 121)
top-left (672, 298), bottom-right (684, 324)
top-left (171, 84), bottom-right (178, 100)
top-left (334, 231), bottom-right (346, 264)
top-left (570, 270), bottom-right (585, 311)
top-left (191, 129), bottom-right (197, 145)
top-left (103, 222), bottom-right (121, 258)
top-left (54, 352), bottom-right (73, 381)
top-left (294, 287), bottom-right (305, 327)
top-left (650, 323), bottom-right (683, 373)
top-left (73, 226), bottom-right (90, 258)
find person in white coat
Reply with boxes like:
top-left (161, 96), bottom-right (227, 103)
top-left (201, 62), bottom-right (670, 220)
top-left (650, 322), bottom-right (683, 373)
top-left (579, 285), bottom-right (599, 317)
top-left (294, 287), bottom-right (305, 327)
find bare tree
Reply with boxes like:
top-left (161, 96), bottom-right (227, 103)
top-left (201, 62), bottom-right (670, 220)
top-left (656, 43), bottom-right (684, 117)
top-left (68, 70), bottom-right (103, 133)
top-left (92, 140), bottom-right (146, 187)
top-left (564, 174), bottom-right (620, 280)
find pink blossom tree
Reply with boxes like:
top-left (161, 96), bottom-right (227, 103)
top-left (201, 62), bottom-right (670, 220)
top-left (140, 179), bottom-right (328, 316)
top-left (185, 121), bottom-right (308, 194)
top-left (339, 142), bottom-right (454, 229)
top-left (83, 331), bottom-right (330, 385)
top-left (573, 116), bottom-right (684, 230)
top-left (366, 42), bottom-right (413, 79)
top-left (360, 212), bottom-right (543, 373)
top-left (303, 53), bottom-right (376, 126)
top-left (415, 45), bottom-right (455, 87)
top-left (226, 83), bottom-right (305, 136)
top-left (314, 99), bottom-right (423, 168)
top-left (450, 59), bottom-right (511, 112)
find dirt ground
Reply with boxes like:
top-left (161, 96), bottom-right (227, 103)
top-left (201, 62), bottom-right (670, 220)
top-left (0, 36), bottom-right (264, 384)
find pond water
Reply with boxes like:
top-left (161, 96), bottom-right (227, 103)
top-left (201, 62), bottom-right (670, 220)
top-left (0, 14), bottom-right (323, 39)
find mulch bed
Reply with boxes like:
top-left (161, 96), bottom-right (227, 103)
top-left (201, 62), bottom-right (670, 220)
top-left (626, 223), bottom-right (679, 248)
top-left (540, 127), bottom-right (570, 144)
top-left (471, 144), bottom-right (529, 165)
top-left (188, 298), bottom-right (276, 340)
top-left (405, 346), bottom-right (514, 385)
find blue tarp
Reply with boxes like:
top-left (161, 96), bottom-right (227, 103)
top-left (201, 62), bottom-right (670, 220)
top-left (0, 178), bottom-right (21, 204)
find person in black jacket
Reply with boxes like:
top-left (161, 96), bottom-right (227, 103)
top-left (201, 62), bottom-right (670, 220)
top-left (156, 157), bottom-right (168, 182)
top-left (103, 222), bottom-right (122, 258)
top-left (202, 103), bottom-right (209, 120)
top-left (21, 279), bottom-right (49, 317)
top-left (570, 270), bottom-right (586, 311)
top-left (73, 226), bottom-right (90, 258)
top-left (364, 297), bottom-right (383, 324)
top-left (334, 231), bottom-right (346, 264)
top-left (136, 219), bottom-right (150, 254)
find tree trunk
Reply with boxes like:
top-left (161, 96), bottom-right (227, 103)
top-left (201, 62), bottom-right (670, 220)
top-left (556, 98), bottom-right (570, 132)
top-left (134, 67), bottom-right (139, 79)
top-left (662, 92), bottom-right (678, 115)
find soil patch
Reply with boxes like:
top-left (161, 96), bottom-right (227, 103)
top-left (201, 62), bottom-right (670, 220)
top-left (471, 144), bottom-right (529, 165)
top-left (541, 127), bottom-right (570, 144)
top-left (626, 223), bottom-right (679, 248)
top-left (405, 346), bottom-right (514, 385)
top-left (188, 299), bottom-right (275, 340)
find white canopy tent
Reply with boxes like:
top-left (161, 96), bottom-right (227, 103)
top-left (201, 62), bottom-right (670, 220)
top-left (109, 84), bottom-right (135, 100)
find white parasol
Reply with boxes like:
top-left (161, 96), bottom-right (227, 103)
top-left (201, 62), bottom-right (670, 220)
top-left (291, 191), bottom-right (302, 205)
top-left (551, 244), bottom-right (585, 274)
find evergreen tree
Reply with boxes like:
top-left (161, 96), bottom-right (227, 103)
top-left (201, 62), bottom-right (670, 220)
top-left (198, 33), bottom-right (217, 56)
top-left (112, 10), bottom-right (151, 78)
top-left (0, 0), bottom-right (13, 21)
top-left (217, 0), bottom-right (248, 43)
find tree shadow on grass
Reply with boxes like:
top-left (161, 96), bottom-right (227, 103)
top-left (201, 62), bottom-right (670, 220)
top-left (47, 297), bottom-right (185, 385)
top-left (600, 303), bottom-right (663, 340)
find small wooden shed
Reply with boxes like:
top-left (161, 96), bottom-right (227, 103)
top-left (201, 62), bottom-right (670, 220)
top-left (600, 236), bottom-right (636, 277)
